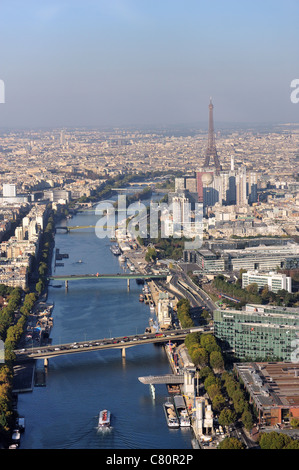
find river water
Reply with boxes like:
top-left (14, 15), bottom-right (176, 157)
top-left (17, 207), bottom-right (193, 449)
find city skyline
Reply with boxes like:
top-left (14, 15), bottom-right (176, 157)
top-left (0, 0), bottom-right (298, 128)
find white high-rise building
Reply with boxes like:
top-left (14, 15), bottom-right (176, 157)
top-left (236, 167), bottom-right (247, 206)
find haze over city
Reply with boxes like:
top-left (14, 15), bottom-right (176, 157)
top-left (0, 0), bottom-right (299, 128)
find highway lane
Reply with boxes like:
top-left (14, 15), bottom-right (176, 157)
top-left (169, 269), bottom-right (216, 313)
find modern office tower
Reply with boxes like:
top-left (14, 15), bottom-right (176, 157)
top-left (171, 193), bottom-right (192, 236)
top-left (230, 155), bottom-right (235, 171)
top-left (236, 166), bottom-right (247, 206)
top-left (242, 270), bottom-right (292, 293)
top-left (213, 304), bottom-right (299, 361)
top-left (60, 129), bottom-right (65, 145)
top-left (3, 183), bottom-right (16, 197)
top-left (15, 226), bottom-right (24, 241)
top-left (175, 178), bottom-right (185, 192)
top-left (203, 98), bottom-right (222, 172)
top-left (247, 171), bottom-right (258, 204)
top-left (185, 175), bottom-right (197, 197)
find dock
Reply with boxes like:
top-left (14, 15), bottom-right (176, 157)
top-left (13, 362), bottom-right (35, 393)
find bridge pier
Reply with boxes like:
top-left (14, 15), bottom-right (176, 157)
top-left (44, 358), bottom-right (49, 368)
top-left (65, 280), bottom-right (68, 291)
top-left (127, 279), bottom-right (130, 291)
top-left (122, 347), bottom-right (126, 359)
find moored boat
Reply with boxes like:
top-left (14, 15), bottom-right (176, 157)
top-left (98, 409), bottom-right (111, 427)
top-left (173, 395), bottom-right (191, 427)
top-left (110, 245), bottom-right (121, 256)
top-left (11, 430), bottom-right (21, 443)
top-left (149, 302), bottom-right (155, 313)
top-left (163, 398), bottom-right (179, 428)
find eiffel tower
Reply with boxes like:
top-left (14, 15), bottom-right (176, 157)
top-left (203, 98), bottom-right (222, 172)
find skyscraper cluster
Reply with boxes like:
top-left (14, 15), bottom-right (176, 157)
top-left (170, 99), bottom-right (258, 213)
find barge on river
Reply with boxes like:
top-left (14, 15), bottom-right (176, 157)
top-left (163, 398), bottom-right (179, 428)
top-left (173, 395), bottom-right (191, 427)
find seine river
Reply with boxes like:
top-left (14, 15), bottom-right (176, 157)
top-left (17, 207), bottom-right (193, 449)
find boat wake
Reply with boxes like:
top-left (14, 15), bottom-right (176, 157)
top-left (96, 426), bottom-right (113, 435)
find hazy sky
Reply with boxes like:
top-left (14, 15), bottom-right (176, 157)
top-left (0, 0), bottom-right (298, 128)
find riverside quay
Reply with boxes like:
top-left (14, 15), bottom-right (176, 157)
top-left (213, 304), bottom-right (299, 361)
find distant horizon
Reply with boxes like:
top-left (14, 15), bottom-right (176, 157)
top-left (0, 120), bottom-right (298, 133)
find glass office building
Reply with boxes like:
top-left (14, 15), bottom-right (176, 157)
top-left (214, 304), bottom-right (299, 361)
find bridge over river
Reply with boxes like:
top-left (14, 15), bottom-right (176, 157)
top-left (48, 272), bottom-right (168, 290)
top-left (55, 225), bottom-right (96, 233)
top-left (14, 326), bottom-right (211, 366)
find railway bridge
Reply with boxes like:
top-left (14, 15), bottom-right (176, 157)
top-left (48, 272), bottom-right (168, 291)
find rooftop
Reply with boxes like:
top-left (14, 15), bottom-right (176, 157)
top-left (235, 362), bottom-right (299, 410)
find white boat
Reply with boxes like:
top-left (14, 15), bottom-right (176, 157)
top-left (163, 399), bottom-right (179, 428)
top-left (110, 245), bottom-right (121, 256)
top-left (98, 409), bottom-right (111, 427)
top-left (149, 302), bottom-right (155, 313)
top-left (119, 255), bottom-right (126, 263)
top-left (11, 430), bottom-right (21, 442)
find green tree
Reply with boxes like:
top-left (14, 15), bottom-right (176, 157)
top-left (36, 279), bottom-right (44, 296)
top-left (218, 437), bottom-right (245, 449)
top-left (200, 334), bottom-right (220, 354)
top-left (199, 366), bottom-right (213, 380)
top-left (245, 283), bottom-right (259, 295)
top-left (259, 431), bottom-right (292, 449)
top-left (212, 394), bottom-right (226, 412)
top-left (241, 410), bottom-right (253, 431)
top-left (190, 346), bottom-right (209, 367)
top-left (207, 383), bottom-right (222, 401)
top-left (218, 408), bottom-right (236, 428)
top-left (290, 417), bottom-right (299, 428)
top-left (210, 350), bottom-right (224, 372)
